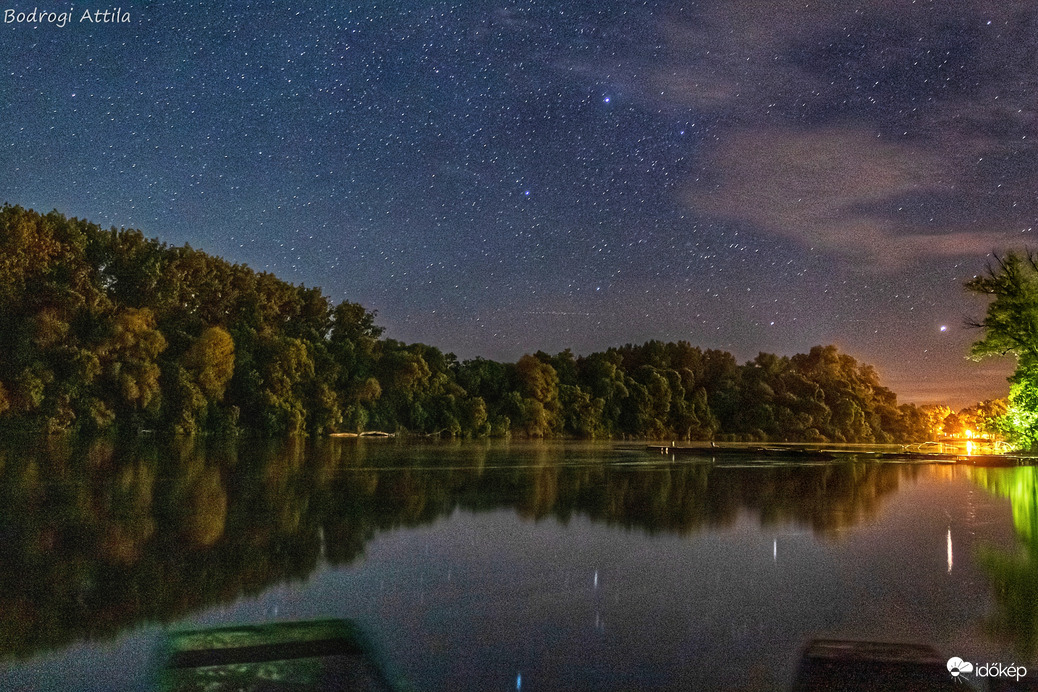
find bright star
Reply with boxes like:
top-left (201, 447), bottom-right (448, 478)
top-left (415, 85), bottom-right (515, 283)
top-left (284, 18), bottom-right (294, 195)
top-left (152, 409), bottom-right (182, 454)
top-left (940, 325), bottom-right (948, 332)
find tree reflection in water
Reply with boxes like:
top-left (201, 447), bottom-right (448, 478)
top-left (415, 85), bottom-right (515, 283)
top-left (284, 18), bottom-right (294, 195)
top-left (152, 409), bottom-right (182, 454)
top-left (970, 466), bottom-right (1038, 658)
top-left (0, 438), bottom-right (921, 662)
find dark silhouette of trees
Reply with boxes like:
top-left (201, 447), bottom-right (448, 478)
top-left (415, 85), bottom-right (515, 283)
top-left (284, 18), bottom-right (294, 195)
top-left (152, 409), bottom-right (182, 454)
top-left (0, 204), bottom-right (932, 441)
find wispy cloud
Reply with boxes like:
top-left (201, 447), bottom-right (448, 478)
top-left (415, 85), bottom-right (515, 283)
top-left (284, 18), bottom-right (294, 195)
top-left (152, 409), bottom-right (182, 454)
top-left (686, 127), bottom-right (1012, 266)
top-left (635, 1), bottom-right (1038, 265)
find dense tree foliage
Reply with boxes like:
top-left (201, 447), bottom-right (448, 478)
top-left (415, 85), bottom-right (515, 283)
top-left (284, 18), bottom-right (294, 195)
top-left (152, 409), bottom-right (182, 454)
top-left (0, 205), bottom-right (933, 441)
top-left (966, 251), bottom-right (1038, 449)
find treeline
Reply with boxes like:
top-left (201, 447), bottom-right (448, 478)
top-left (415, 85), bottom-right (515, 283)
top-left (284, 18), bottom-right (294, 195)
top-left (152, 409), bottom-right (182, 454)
top-left (0, 205), bottom-right (937, 441)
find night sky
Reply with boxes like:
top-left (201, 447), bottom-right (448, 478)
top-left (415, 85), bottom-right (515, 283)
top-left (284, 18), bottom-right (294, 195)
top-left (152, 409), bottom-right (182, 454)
top-left (3, 0), bottom-right (1036, 407)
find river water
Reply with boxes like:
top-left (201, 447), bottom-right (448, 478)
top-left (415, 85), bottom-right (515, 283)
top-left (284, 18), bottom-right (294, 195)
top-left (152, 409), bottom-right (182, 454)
top-left (0, 438), bottom-right (1033, 690)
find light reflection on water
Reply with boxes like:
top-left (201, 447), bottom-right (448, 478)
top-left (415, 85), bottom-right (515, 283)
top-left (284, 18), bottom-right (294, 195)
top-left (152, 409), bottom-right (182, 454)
top-left (0, 438), bottom-right (1031, 690)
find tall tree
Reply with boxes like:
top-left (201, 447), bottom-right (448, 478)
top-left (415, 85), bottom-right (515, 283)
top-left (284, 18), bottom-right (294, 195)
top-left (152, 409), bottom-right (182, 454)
top-left (966, 252), bottom-right (1038, 449)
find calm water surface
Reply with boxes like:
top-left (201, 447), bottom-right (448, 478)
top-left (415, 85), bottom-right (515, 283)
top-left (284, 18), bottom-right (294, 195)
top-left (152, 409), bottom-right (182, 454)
top-left (0, 438), bottom-right (1034, 691)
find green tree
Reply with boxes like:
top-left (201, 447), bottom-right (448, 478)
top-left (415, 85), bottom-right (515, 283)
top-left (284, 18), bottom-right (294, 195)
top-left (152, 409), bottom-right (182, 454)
top-left (183, 326), bottom-right (235, 401)
top-left (966, 252), bottom-right (1038, 449)
top-left (514, 354), bottom-right (561, 436)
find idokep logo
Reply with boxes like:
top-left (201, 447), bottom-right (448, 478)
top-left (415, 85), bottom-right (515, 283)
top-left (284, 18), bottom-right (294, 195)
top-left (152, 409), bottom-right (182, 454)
top-left (946, 657), bottom-right (973, 677)
top-left (947, 657), bottom-right (1028, 682)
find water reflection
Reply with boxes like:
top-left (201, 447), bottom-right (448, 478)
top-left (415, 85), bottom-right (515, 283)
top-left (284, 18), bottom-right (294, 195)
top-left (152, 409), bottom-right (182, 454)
top-left (970, 466), bottom-right (1038, 658)
top-left (0, 437), bottom-right (933, 665)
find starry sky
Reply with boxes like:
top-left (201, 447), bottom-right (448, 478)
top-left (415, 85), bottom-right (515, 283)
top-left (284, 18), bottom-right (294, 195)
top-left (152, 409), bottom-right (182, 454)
top-left (2, 0), bottom-right (1036, 407)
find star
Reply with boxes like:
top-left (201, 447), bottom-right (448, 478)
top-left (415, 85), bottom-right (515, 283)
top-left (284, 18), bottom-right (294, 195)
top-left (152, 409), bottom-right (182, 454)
top-left (0, 0), bottom-right (1024, 407)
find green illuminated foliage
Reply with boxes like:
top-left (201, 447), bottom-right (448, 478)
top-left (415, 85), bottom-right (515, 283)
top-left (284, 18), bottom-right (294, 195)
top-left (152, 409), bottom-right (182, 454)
top-left (966, 251), bottom-right (1038, 450)
top-left (967, 252), bottom-right (1038, 366)
top-left (993, 376), bottom-right (1038, 451)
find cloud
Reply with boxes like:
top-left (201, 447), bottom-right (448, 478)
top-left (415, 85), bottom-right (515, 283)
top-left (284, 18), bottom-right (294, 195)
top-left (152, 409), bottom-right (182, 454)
top-left (646, 1), bottom-right (1038, 265)
top-left (652, 0), bottom-right (1037, 118)
top-left (685, 127), bottom-right (1017, 265)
